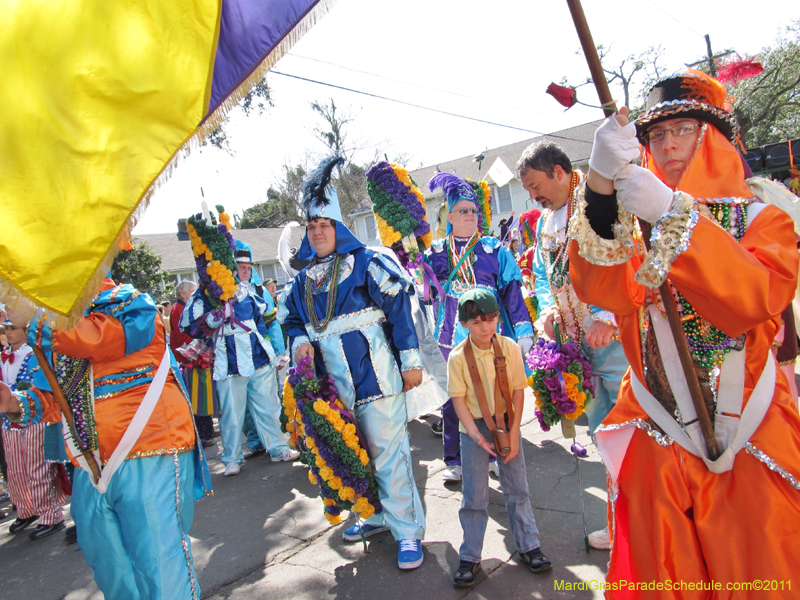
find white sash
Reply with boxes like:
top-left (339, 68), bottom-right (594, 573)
top-left (629, 306), bottom-right (775, 473)
top-left (598, 201), bottom-right (775, 479)
top-left (63, 347), bottom-right (171, 493)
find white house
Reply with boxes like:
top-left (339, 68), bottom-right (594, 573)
top-left (348, 119), bottom-right (602, 243)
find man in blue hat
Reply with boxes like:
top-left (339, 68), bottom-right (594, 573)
top-left (278, 156), bottom-right (427, 570)
top-left (182, 239), bottom-right (297, 476)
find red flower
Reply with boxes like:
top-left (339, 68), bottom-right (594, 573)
top-left (546, 83), bottom-right (577, 108)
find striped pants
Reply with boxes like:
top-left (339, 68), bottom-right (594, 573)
top-left (3, 423), bottom-right (65, 525)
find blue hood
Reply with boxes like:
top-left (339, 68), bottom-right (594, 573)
top-left (298, 220), bottom-right (365, 260)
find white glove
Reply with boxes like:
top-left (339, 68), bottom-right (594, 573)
top-left (614, 164), bottom-right (675, 224)
top-left (589, 114), bottom-right (641, 180)
top-left (519, 336), bottom-right (533, 356)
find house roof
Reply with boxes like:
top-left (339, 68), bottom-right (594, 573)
top-left (136, 226), bottom-right (305, 272)
top-left (349, 198), bottom-right (372, 217)
top-left (408, 120), bottom-right (603, 196)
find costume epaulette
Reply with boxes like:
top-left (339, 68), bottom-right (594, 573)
top-left (479, 236), bottom-right (501, 253)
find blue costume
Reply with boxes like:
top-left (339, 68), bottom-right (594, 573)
top-left (426, 236), bottom-right (533, 351)
top-left (423, 173), bottom-right (533, 469)
top-left (531, 171), bottom-right (629, 434)
top-left (278, 156), bottom-right (426, 569)
top-left (181, 248), bottom-right (291, 466)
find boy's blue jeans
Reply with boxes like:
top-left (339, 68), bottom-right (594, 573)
top-left (458, 418), bottom-right (542, 562)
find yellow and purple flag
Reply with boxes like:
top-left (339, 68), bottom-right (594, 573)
top-left (1, 0), bottom-right (334, 327)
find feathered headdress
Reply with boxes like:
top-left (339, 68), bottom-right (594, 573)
top-left (519, 208), bottom-right (542, 249)
top-left (297, 155), bottom-right (363, 261)
top-left (428, 171), bottom-right (478, 211)
top-left (302, 155), bottom-right (345, 221)
top-left (466, 179), bottom-right (492, 235)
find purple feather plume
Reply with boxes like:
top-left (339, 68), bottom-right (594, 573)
top-left (428, 172), bottom-right (477, 208)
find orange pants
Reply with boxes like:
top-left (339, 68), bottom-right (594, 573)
top-left (607, 421), bottom-right (800, 599)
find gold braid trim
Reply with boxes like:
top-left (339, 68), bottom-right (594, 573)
top-left (569, 183), bottom-right (638, 266)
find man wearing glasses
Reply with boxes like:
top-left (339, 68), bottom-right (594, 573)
top-left (423, 172), bottom-right (533, 482)
top-left (570, 69), bottom-right (800, 592)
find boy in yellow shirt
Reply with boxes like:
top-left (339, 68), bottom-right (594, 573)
top-left (447, 288), bottom-right (551, 587)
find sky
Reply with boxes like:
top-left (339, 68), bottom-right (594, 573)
top-left (134, 0), bottom-right (798, 234)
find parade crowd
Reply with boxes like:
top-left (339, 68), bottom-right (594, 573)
top-left (1, 69), bottom-right (800, 599)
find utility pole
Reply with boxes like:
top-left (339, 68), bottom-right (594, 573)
top-left (686, 34), bottom-right (734, 75)
top-left (705, 35), bottom-right (716, 76)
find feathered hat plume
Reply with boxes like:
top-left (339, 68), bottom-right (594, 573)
top-left (428, 172), bottom-right (477, 211)
top-left (302, 155), bottom-right (345, 219)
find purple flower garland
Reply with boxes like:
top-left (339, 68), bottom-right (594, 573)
top-left (526, 338), bottom-right (596, 431)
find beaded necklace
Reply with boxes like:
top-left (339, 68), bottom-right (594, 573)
top-left (305, 254), bottom-right (343, 333)
top-left (649, 202), bottom-right (750, 370)
top-left (707, 202), bottom-right (748, 240)
top-left (541, 171), bottom-right (579, 290)
top-left (446, 233), bottom-right (480, 293)
top-left (542, 171), bottom-right (584, 344)
top-left (675, 202), bottom-right (749, 368)
top-left (56, 354), bottom-right (97, 452)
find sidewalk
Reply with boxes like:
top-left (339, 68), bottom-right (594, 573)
top-left (0, 389), bottom-right (610, 599)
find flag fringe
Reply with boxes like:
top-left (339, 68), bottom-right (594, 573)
top-left (1, 0), bottom-right (337, 331)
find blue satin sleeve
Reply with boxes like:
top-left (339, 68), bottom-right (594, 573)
top-left (180, 290), bottom-right (220, 335)
top-left (531, 220), bottom-right (554, 310)
top-left (365, 254), bottom-right (422, 369)
top-left (10, 389), bottom-right (45, 427)
top-left (277, 279), bottom-right (311, 359)
top-left (496, 246), bottom-right (533, 340)
top-left (422, 242), bottom-right (446, 302)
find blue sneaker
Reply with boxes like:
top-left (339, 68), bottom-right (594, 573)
top-left (397, 539), bottom-right (423, 570)
top-left (342, 521), bottom-right (390, 542)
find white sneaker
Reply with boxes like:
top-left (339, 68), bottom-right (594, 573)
top-left (588, 527), bottom-right (610, 550)
top-left (442, 465), bottom-right (462, 482)
top-left (224, 462), bottom-right (241, 477)
top-left (272, 448), bottom-right (301, 462)
top-left (489, 461), bottom-right (500, 478)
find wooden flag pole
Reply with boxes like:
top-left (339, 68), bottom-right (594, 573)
top-left (32, 318), bottom-right (102, 483)
top-left (565, 0), bottom-right (720, 460)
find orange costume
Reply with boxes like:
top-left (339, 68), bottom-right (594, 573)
top-left (31, 283), bottom-right (196, 464)
top-left (568, 71), bottom-right (800, 598)
top-left (13, 280), bottom-right (210, 599)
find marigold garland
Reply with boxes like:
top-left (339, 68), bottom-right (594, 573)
top-left (526, 338), bottom-right (595, 431)
top-left (524, 293), bottom-right (539, 324)
top-left (187, 205), bottom-right (238, 308)
top-left (366, 161), bottom-right (433, 266)
top-left (280, 356), bottom-right (382, 524)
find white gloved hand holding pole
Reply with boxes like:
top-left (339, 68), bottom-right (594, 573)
top-left (614, 163), bottom-right (675, 224)
top-left (588, 113), bottom-right (641, 180)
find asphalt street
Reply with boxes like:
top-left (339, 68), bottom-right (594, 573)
top-left (0, 388), bottom-right (611, 599)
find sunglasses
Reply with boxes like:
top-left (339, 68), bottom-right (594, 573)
top-left (455, 208), bottom-right (479, 215)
